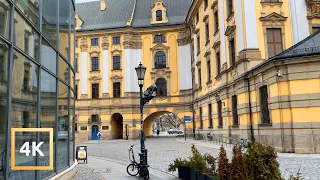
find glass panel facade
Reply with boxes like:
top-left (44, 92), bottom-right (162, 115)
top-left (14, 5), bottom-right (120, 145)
top-left (69, 89), bottom-right (74, 164)
top-left (42, 0), bottom-right (58, 47)
top-left (59, 0), bottom-right (70, 59)
top-left (39, 70), bottom-right (56, 179)
top-left (0, 0), bottom-right (10, 39)
top-left (41, 39), bottom-right (57, 74)
top-left (14, 11), bottom-right (39, 60)
top-left (57, 81), bottom-right (68, 171)
top-left (0, 40), bottom-right (8, 180)
top-left (14, 0), bottom-right (39, 29)
top-left (10, 51), bottom-right (38, 180)
top-left (0, 0), bottom-right (75, 179)
top-left (59, 56), bottom-right (69, 83)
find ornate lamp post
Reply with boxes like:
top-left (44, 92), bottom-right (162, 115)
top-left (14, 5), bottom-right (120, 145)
top-left (135, 62), bottom-right (148, 178)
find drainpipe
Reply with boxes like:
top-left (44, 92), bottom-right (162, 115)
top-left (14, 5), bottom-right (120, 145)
top-left (247, 77), bottom-right (255, 142)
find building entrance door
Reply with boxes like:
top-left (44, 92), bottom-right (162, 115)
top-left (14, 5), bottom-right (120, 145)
top-left (92, 125), bottom-right (99, 140)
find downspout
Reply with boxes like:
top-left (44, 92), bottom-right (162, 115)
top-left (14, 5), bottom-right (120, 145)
top-left (247, 77), bottom-right (255, 142)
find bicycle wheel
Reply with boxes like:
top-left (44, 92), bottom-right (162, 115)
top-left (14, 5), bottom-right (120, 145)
top-left (126, 163), bottom-right (139, 176)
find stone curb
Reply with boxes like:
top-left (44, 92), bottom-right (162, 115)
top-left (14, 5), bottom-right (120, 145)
top-left (49, 160), bottom-right (78, 180)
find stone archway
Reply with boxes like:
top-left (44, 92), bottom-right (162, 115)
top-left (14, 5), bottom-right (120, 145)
top-left (143, 111), bottom-right (184, 137)
top-left (111, 113), bottom-right (123, 139)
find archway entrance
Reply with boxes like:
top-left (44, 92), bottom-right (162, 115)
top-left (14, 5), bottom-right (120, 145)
top-left (143, 111), bottom-right (184, 137)
top-left (111, 113), bottom-right (123, 139)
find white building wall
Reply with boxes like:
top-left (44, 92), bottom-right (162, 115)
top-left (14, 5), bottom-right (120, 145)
top-left (243, 0), bottom-right (259, 48)
top-left (124, 49), bottom-right (141, 92)
top-left (81, 52), bottom-right (87, 94)
top-left (235, 0), bottom-right (244, 51)
top-left (179, 44), bottom-right (192, 90)
top-left (219, 0), bottom-right (227, 64)
top-left (289, 0), bottom-right (309, 44)
top-left (102, 50), bottom-right (109, 93)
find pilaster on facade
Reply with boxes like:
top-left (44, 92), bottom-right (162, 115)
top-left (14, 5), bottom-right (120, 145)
top-left (123, 34), bottom-right (142, 49)
top-left (102, 36), bottom-right (109, 50)
top-left (80, 37), bottom-right (88, 52)
top-left (177, 29), bottom-right (191, 46)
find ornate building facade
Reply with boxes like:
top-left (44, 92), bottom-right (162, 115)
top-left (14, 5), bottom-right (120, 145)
top-left (187, 0), bottom-right (320, 153)
top-left (75, 0), bottom-right (193, 141)
top-left (76, 0), bottom-right (320, 153)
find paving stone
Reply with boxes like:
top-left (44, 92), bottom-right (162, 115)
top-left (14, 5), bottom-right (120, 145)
top-left (76, 138), bottom-right (320, 180)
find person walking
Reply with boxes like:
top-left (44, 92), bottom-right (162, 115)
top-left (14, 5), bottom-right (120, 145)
top-left (97, 131), bottom-right (102, 143)
top-left (157, 129), bottom-right (160, 137)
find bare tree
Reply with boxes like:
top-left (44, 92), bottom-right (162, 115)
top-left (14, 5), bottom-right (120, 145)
top-left (160, 113), bottom-right (183, 129)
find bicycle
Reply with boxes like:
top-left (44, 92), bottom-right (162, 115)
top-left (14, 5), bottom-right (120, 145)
top-left (126, 144), bottom-right (149, 180)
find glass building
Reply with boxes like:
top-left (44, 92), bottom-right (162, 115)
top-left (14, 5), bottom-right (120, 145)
top-left (0, 0), bottom-right (76, 179)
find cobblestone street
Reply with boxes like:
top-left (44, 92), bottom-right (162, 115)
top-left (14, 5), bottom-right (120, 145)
top-left (76, 138), bottom-right (320, 180)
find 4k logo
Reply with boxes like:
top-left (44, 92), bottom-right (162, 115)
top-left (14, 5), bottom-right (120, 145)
top-left (20, 142), bottom-right (45, 157)
top-left (11, 128), bottom-right (53, 171)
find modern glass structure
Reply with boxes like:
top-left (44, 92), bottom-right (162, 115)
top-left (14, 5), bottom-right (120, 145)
top-left (0, 0), bottom-right (76, 179)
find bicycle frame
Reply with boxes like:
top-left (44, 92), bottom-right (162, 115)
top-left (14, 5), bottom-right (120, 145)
top-left (129, 145), bottom-right (136, 163)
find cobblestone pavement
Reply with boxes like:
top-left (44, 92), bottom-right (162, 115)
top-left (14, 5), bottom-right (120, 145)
top-left (76, 138), bottom-right (320, 180)
top-left (72, 165), bottom-right (105, 180)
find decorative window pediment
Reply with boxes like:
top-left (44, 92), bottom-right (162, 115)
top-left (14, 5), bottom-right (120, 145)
top-left (260, 12), bottom-right (287, 21)
top-left (224, 25), bottom-right (236, 40)
top-left (150, 43), bottom-right (169, 51)
top-left (151, 0), bottom-right (168, 24)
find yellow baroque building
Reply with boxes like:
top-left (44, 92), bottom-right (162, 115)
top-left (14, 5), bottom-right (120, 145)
top-left (187, 0), bottom-right (320, 153)
top-left (75, 0), bottom-right (320, 153)
top-left (75, 0), bottom-right (193, 141)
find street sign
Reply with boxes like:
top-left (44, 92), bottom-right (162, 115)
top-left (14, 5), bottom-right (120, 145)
top-left (76, 146), bottom-right (88, 163)
top-left (184, 116), bottom-right (191, 122)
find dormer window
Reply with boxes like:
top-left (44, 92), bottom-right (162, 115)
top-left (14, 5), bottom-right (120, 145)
top-left (156, 10), bottom-right (162, 21)
top-left (151, 0), bottom-right (168, 24)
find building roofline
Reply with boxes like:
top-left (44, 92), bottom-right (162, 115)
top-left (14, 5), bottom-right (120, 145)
top-left (245, 31), bottom-right (320, 77)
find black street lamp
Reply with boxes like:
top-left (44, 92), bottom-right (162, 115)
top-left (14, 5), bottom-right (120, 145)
top-left (135, 62), bottom-right (149, 179)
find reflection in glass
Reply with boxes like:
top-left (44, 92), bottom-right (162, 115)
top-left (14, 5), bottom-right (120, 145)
top-left (40, 70), bottom-right (56, 179)
top-left (41, 39), bottom-right (57, 74)
top-left (0, 0), bottom-right (10, 39)
top-left (57, 81), bottom-right (69, 171)
top-left (14, 11), bottom-right (39, 61)
top-left (10, 51), bottom-right (38, 179)
top-left (70, 90), bottom-right (74, 164)
top-left (0, 40), bottom-right (8, 180)
top-left (70, 70), bottom-right (74, 89)
top-left (59, 0), bottom-right (70, 59)
top-left (59, 57), bottom-right (69, 83)
top-left (42, 0), bottom-right (57, 47)
top-left (15, 0), bottom-right (39, 29)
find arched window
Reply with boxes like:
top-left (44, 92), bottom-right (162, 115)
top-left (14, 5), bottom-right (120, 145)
top-left (154, 51), bottom-right (166, 69)
top-left (156, 10), bottom-right (162, 21)
top-left (156, 78), bottom-right (167, 96)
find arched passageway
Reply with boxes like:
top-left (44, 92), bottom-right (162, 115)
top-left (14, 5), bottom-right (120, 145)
top-left (111, 113), bottom-right (123, 139)
top-left (143, 111), bottom-right (184, 136)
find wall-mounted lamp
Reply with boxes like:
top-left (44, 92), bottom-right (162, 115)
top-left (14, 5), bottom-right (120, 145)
top-left (276, 69), bottom-right (282, 77)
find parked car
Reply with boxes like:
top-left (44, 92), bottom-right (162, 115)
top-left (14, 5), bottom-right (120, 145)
top-left (167, 128), bottom-right (184, 134)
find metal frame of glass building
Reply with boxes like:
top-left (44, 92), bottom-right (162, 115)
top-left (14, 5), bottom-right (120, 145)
top-left (0, 0), bottom-right (76, 179)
